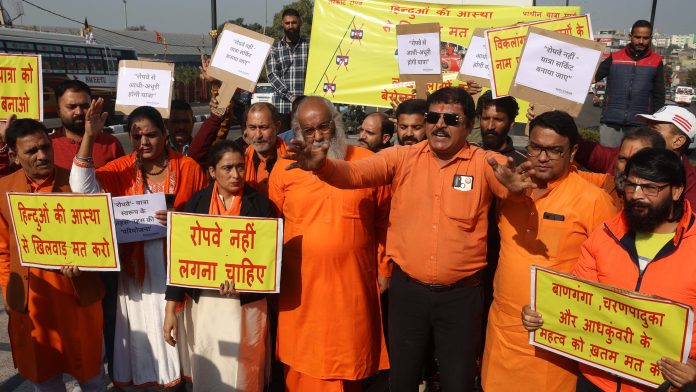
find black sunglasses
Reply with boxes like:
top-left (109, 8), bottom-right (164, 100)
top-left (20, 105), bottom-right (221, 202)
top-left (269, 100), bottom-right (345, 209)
top-left (425, 112), bottom-right (464, 126)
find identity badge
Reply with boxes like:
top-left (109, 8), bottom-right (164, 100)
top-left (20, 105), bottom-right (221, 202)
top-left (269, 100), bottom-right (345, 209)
top-left (453, 175), bottom-right (474, 192)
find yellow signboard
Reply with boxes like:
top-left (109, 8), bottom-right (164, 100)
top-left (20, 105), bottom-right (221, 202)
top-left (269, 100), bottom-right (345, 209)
top-left (0, 53), bottom-right (43, 120)
top-left (8, 193), bottom-right (120, 270)
top-left (306, 0), bottom-right (580, 118)
top-left (486, 15), bottom-right (593, 97)
top-left (167, 212), bottom-right (283, 293)
top-left (531, 266), bottom-right (694, 388)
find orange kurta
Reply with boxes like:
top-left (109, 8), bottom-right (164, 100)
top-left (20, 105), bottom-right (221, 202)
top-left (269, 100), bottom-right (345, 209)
top-left (481, 171), bottom-right (617, 392)
top-left (245, 137), bottom-right (287, 195)
top-left (0, 170), bottom-right (104, 383)
top-left (269, 145), bottom-right (390, 382)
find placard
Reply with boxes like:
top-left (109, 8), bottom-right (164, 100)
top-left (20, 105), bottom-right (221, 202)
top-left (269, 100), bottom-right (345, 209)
top-left (509, 27), bottom-right (603, 116)
top-left (167, 212), bottom-right (283, 293)
top-left (396, 23), bottom-right (443, 99)
top-left (8, 193), bottom-right (120, 271)
top-left (115, 60), bottom-right (175, 118)
top-left (112, 193), bottom-right (167, 243)
top-left (530, 266), bottom-right (693, 388)
top-left (0, 53), bottom-right (43, 121)
top-left (207, 23), bottom-right (274, 108)
top-left (457, 28), bottom-right (491, 88)
top-left (486, 14), bottom-right (593, 98)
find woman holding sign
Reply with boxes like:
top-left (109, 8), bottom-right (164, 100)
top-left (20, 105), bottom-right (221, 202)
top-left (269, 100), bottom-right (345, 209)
top-left (70, 100), bottom-right (207, 389)
top-left (163, 140), bottom-right (274, 392)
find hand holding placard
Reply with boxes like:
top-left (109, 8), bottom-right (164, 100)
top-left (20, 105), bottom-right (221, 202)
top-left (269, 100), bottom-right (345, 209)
top-left (207, 24), bottom-right (274, 108)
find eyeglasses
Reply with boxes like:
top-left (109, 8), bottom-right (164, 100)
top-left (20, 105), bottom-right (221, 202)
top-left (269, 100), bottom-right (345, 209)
top-left (425, 112), bottom-right (465, 126)
top-left (301, 120), bottom-right (334, 138)
top-left (623, 180), bottom-right (670, 197)
top-left (526, 143), bottom-right (568, 160)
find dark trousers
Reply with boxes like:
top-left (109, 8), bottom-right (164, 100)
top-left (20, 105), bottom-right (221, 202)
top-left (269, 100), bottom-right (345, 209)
top-left (389, 266), bottom-right (483, 392)
top-left (100, 271), bottom-right (118, 380)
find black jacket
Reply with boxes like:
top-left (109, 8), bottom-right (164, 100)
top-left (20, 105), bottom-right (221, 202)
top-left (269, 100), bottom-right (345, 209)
top-left (164, 184), bottom-right (275, 305)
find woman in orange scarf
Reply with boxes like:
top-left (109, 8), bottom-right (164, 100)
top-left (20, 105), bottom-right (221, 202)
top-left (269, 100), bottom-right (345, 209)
top-left (70, 100), bottom-right (207, 389)
top-left (163, 140), bottom-right (274, 391)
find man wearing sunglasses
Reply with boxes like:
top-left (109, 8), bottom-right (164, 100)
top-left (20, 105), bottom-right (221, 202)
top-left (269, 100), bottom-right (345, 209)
top-left (284, 86), bottom-right (536, 391)
top-left (482, 111), bottom-right (616, 392)
top-left (523, 148), bottom-right (696, 392)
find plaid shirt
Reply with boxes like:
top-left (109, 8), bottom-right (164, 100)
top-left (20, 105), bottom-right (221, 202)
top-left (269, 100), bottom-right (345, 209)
top-left (266, 37), bottom-right (309, 114)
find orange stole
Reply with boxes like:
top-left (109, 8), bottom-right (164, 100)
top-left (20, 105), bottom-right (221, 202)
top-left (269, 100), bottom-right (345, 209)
top-left (209, 182), bottom-right (243, 216)
top-left (244, 137), bottom-right (287, 195)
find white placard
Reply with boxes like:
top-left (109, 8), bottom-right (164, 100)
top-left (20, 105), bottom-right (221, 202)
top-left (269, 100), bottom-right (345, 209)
top-left (458, 35), bottom-right (490, 80)
top-left (115, 67), bottom-right (173, 109)
top-left (210, 29), bottom-right (272, 81)
top-left (514, 32), bottom-right (602, 104)
top-left (396, 32), bottom-right (441, 75)
top-left (112, 193), bottom-right (167, 243)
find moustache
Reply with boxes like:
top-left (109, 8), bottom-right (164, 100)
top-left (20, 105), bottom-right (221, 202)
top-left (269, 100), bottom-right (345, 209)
top-left (431, 128), bottom-right (450, 138)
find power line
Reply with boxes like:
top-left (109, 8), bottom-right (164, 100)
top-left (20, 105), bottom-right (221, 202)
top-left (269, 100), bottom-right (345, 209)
top-left (21, 0), bottom-right (206, 49)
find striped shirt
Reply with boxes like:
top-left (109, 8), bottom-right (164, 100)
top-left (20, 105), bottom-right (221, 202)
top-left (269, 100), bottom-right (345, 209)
top-left (266, 37), bottom-right (309, 114)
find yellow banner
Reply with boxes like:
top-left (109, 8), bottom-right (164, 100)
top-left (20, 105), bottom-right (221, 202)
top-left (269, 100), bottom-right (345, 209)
top-left (306, 0), bottom-right (580, 121)
top-left (531, 266), bottom-right (694, 388)
top-left (167, 212), bottom-right (283, 293)
top-left (0, 53), bottom-right (43, 120)
top-left (486, 15), bottom-right (592, 97)
top-left (8, 193), bottom-right (119, 270)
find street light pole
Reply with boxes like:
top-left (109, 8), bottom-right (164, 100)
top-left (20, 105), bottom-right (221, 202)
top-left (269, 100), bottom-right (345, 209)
top-left (210, 0), bottom-right (218, 47)
top-left (123, 0), bottom-right (128, 29)
top-left (649, 0), bottom-right (657, 29)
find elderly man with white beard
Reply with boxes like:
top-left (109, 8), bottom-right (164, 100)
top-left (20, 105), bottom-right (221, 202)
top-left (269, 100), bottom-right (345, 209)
top-left (268, 96), bottom-right (390, 391)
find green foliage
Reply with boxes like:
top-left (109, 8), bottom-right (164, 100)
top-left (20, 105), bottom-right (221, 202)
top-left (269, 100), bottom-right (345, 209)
top-left (174, 65), bottom-right (199, 85)
top-left (267, 0), bottom-right (314, 39)
top-left (579, 127), bottom-right (600, 143)
top-left (126, 25), bottom-right (147, 31)
top-left (218, 17), bottom-right (264, 34)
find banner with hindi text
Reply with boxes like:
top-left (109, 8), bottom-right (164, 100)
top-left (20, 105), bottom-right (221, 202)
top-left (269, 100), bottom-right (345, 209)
top-left (8, 193), bottom-right (119, 270)
top-left (167, 212), bottom-right (283, 293)
top-left (530, 266), bottom-right (694, 388)
top-left (306, 0), bottom-right (580, 121)
top-left (0, 53), bottom-right (42, 121)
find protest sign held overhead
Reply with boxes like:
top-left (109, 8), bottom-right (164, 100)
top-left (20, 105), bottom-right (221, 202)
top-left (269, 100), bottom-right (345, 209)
top-left (457, 28), bottom-right (491, 88)
top-left (167, 212), bottom-right (283, 293)
top-left (396, 23), bottom-right (442, 99)
top-left (0, 53), bottom-right (43, 121)
top-left (306, 0), bottom-right (580, 118)
top-left (530, 266), bottom-right (694, 388)
top-left (207, 24), bottom-right (274, 109)
top-left (509, 27), bottom-right (604, 116)
top-left (112, 193), bottom-right (167, 244)
top-left (115, 60), bottom-right (175, 118)
top-left (7, 193), bottom-right (120, 271)
top-left (486, 14), bottom-right (593, 98)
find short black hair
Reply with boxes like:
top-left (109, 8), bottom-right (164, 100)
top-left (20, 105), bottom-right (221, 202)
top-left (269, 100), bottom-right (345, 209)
top-left (282, 8), bottom-right (301, 19)
top-left (529, 110), bottom-right (579, 147)
top-left (55, 79), bottom-right (91, 100)
top-left (395, 99), bottom-right (427, 118)
top-left (623, 126), bottom-right (666, 150)
top-left (476, 90), bottom-right (519, 122)
top-left (127, 106), bottom-right (166, 136)
top-left (625, 147), bottom-right (685, 219)
top-left (6, 119), bottom-right (49, 151)
top-left (206, 139), bottom-right (245, 170)
top-left (631, 20), bottom-right (652, 36)
top-left (427, 87), bottom-right (475, 127)
top-left (367, 112), bottom-right (395, 138)
top-left (170, 99), bottom-right (193, 117)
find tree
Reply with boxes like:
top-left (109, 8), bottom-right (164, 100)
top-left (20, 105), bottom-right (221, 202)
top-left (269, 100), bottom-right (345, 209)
top-left (126, 25), bottom-right (147, 31)
top-left (174, 65), bottom-right (200, 102)
top-left (267, 0), bottom-right (313, 39)
top-left (687, 68), bottom-right (696, 87)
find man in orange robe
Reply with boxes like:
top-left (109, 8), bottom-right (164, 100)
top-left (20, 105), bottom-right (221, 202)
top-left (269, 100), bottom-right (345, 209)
top-left (0, 119), bottom-right (106, 391)
top-left (269, 97), bottom-right (390, 391)
top-left (244, 102), bottom-right (288, 194)
top-left (481, 111), bottom-right (617, 391)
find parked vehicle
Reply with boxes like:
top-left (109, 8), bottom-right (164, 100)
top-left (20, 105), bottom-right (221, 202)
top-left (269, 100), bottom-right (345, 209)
top-left (592, 82), bottom-right (606, 107)
top-left (251, 83), bottom-right (274, 105)
top-left (675, 86), bottom-right (694, 106)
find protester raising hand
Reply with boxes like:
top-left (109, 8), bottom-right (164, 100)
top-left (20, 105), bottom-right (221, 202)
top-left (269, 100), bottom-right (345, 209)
top-left (84, 98), bottom-right (108, 138)
top-left (284, 137), bottom-right (330, 171)
top-left (487, 156), bottom-right (537, 194)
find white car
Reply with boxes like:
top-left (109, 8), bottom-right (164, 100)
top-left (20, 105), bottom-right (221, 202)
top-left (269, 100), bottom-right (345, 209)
top-left (251, 83), bottom-right (275, 104)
